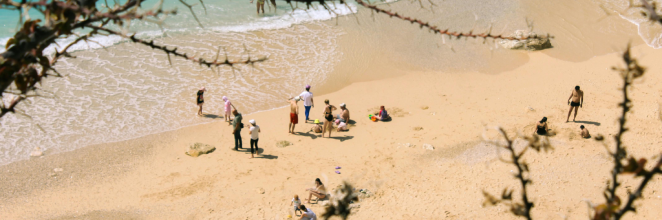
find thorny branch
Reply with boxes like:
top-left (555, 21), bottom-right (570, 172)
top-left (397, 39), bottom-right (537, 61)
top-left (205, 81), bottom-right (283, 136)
top-left (0, 0), bottom-right (266, 119)
top-left (631, 0), bottom-right (662, 24)
top-left (591, 44), bottom-right (662, 220)
top-left (482, 127), bottom-right (552, 220)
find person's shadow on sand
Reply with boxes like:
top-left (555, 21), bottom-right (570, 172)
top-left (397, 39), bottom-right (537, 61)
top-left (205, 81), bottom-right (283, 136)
top-left (296, 131), bottom-right (319, 140)
top-left (203, 114), bottom-right (223, 119)
top-left (330, 136), bottom-right (354, 142)
top-left (574, 121), bottom-right (601, 126)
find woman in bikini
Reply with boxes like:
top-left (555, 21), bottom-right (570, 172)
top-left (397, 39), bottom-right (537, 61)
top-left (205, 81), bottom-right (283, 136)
top-left (534, 117), bottom-right (549, 135)
top-left (321, 99), bottom-right (337, 138)
top-left (305, 178), bottom-right (327, 203)
top-left (196, 87), bottom-right (205, 116)
top-left (250, 0), bottom-right (265, 14)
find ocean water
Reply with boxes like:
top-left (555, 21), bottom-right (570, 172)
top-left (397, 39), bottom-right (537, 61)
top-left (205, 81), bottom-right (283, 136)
top-left (1, 0), bottom-right (661, 166)
top-left (0, 0), bottom-right (356, 165)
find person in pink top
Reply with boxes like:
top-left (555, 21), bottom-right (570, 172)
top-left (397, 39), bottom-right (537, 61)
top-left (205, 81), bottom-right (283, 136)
top-left (223, 96), bottom-right (233, 124)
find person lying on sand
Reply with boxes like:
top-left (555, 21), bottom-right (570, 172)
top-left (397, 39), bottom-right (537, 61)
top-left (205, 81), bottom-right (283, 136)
top-left (566, 85), bottom-right (584, 122)
top-left (298, 204), bottom-right (317, 220)
top-left (311, 120), bottom-right (322, 133)
top-left (335, 119), bottom-right (348, 132)
top-left (374, 106), bottom-right (391, 121)
top-left (289, 96), bottom-right (300, 134)
top-left (305, 178), bottom-right (327, 203)
top-left (580, 125), bottom-right (590, 138)
top-left (534, 117), bottom-right (555, 136)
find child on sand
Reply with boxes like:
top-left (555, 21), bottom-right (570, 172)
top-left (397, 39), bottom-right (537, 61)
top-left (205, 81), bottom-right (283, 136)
top-left (223, 96), bottom-right (232, 124)
top-left (291, 194), bottom-right (303, 216)
top-left (374, 106), bottom-right (390, 121)
top-left (311, 120), bottom-right (322, 133)
top-left (580, 125), bottom-right (590, 138)
top-left (335, 119), bottom-right (348, 132)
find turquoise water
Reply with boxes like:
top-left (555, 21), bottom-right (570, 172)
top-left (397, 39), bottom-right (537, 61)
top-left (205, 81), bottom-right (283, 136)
top-left (0, 0), bottom-right (355, 165)
top-left (0, 0), bottom-right (356, 52)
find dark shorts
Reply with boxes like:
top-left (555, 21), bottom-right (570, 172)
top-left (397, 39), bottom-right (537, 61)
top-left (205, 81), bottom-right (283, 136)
top-left (571, 101), bottom-right (580, 107)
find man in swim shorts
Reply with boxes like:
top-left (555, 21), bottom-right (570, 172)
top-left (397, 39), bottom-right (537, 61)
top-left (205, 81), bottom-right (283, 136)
top-left (289, 96), bottom-right (300, 134)
top-left (337, 103), bottom-right (349, 123)
top-left (566, 85), bottom-right (584, 122)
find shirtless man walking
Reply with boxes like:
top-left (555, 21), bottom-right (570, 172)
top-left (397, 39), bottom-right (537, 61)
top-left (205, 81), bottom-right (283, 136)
top-left (566, 85), bottom-right (584, 122)
top-left (289, 96), bottom-right (300, 134)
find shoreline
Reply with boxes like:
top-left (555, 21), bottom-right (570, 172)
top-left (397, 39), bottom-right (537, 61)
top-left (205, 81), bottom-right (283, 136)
top-left (3, 44), bottom-right (662, 219)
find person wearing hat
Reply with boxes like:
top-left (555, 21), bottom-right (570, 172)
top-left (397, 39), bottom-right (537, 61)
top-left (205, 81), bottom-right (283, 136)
top-left (223, 96), bottom-right (232, 124)
top-left (299, 85), bottom-right (314, 123)
top-left (311, 119), bottom-right (323, 133)
top-left (196, 87), bottom-right (206, 116)
top-left (336, 103), bottom-right (350, 124)
top-left (248, 119), bottom-right (261, 158)
top-left (288, 96), bottom-right (300, 134)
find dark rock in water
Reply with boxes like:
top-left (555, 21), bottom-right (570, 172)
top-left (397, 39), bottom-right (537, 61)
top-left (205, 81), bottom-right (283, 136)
top-left (185, 143), bottom-right (216, 157)
top-left (498, 30), bottom-right (552, 51)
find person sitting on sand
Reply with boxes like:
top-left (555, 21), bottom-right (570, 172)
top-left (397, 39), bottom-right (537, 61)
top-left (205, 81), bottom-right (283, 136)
top-left (566, 85), bottom-right (584, 122)
top-left (249, 119), bottom-right (260, 158)
top-left (311, 119), bottom-right (323, 133)
top-left (223, 96), bottom-right (232, 124)
top-left (291, 194), bottom-right (303, 216)
top-left (337, 103), bottom-right (350, 123)
top-left (298, 204), bottom-right (317, 220)
top-left (374, 106), bottom-right (391, 121)
top-left (321, 99), bottom-right (337, 138)
top-left (580, 125), bottom-right (590, 138)
top-left (534, 117), bottom-right (550, 136)
top-left (289, 96), bottom-right (300, 134)
top-left (196, 87), bottom-right (205, 116)
top-left (335, 119), bottom-right (348, 132)
top-left (305, 178), bottom-right (327, 203)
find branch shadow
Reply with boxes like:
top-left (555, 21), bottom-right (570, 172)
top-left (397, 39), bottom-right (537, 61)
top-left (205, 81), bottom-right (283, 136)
top-left (574, 121), bottom-right (601, 126)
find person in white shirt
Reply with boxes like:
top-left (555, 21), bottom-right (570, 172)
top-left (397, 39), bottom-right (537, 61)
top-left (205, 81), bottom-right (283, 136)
top-left (248, 119), bottom-right (260, 158)
top-left (298, 205), bottom-right (317, 220)
top-left (299, 85), bottom-right (314, 122)
top-left (290, 194), bottom-right (303, 216)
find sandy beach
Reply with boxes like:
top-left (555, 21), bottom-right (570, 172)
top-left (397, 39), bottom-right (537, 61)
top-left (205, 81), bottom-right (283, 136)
top-left (2, 41), bottom-right (662, 219)
top-left (3, 0), bottom-right (662, 219)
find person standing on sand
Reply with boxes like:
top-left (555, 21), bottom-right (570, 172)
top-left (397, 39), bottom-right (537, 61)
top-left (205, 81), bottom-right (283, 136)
top-left (196, 87), bottom-right (205, 116)
top-left (248, 119), bottom-right (260, 158)
top-left (223, 96), bottom-right (232, 124)
top-left (289, 96), bottom-right (300, 134)
top-left (300, 85), bottom-right (314, 122)
top-left (250, 0), bottom-right (265, 15)
top-left (566, 85), bottom-right (584, 122)
top-left (232, 110), bottom-right (243, 150)
top-left (321, 99), bottom-right (337, 138)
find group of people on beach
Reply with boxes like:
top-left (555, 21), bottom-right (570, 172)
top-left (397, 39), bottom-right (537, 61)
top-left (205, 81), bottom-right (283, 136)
top-left (289, 178), bottom-right (327, 219)
top-left (533, 85), bottom-right (589, 138)
top-left (196, 87), bottom-right (261, 158)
